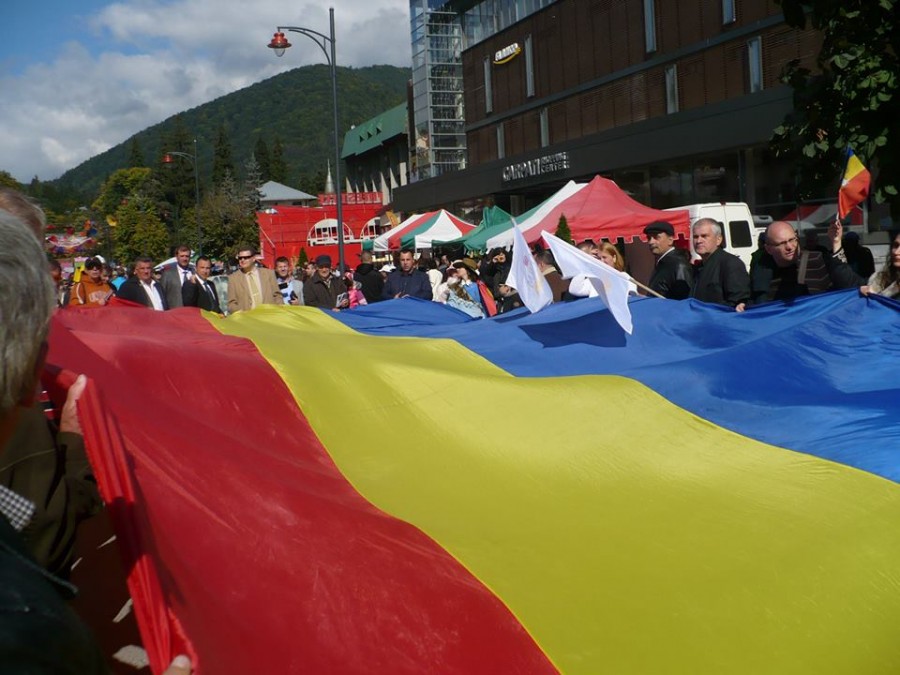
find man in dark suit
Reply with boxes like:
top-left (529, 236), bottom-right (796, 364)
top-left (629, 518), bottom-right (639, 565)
top-left (158, 244), bottom-right (194, 309)
top-left (182, 256), bottom-right (223, 313)
top-left (116, 257), bottom-right (168, 310)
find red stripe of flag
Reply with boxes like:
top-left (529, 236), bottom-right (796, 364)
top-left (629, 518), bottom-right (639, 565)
top-left (838, 148), bottom-right (871, 219)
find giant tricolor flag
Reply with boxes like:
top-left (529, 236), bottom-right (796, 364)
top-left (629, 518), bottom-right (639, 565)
top-left (47, 291), bottom-right (900, 674)
top-left (838, 146), bottom-right (871, 219)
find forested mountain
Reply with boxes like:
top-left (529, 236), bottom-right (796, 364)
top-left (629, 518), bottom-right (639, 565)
top-left (54, 64), bottom-right (410, 199)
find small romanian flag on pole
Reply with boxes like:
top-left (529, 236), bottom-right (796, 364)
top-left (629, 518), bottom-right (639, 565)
top-left (838, 146), bottom-right (871, 219)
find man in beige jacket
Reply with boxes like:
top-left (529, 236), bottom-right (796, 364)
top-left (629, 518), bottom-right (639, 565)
top-left (227, 247), bottom-right (283, 313)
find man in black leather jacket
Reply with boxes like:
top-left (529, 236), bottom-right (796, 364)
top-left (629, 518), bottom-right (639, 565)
top-left (644, 221), bottom-right (693, 299)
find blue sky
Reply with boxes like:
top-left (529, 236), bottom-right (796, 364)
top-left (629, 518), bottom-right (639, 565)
top-left (1, 0), bottom-right (410, 183)
top-left (3, 0), bottom-right (112, 74)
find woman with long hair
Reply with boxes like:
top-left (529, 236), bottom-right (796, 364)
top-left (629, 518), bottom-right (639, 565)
top-left (860, 231), bottom-right (900, 298)
top-left (594, 241), bottom-right (626, 272)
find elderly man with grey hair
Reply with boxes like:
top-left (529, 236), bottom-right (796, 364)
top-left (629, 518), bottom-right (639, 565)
top-left (689, 217), bottom-right (750, 309)
top-left (0, 209), bottom-right (111, 672)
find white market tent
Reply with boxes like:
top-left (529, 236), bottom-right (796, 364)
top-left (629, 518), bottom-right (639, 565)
top-left (369, 212), bottom-right (423, 252)
top-left (484, 181), bottom-right (587, 249)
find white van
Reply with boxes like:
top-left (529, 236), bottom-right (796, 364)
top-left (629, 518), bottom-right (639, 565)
top-left (666, 202), bottom-right (764, 270)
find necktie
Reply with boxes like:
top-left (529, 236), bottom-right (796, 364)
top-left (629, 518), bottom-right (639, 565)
top-left (182, 269), bottom-right (190, 285)
top-left (248, 272), bottom-right (262, 309)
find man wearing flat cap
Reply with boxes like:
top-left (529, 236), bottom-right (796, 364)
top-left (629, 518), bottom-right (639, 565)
top-left (227, 246), bottom-right (283, 313)
top-left (644, 220), bottom-right (693, 299)
top-left (304, 254), bottom-right (349, 309)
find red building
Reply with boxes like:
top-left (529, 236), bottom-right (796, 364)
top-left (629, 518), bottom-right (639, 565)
top-left (256, 192), bottom-right (387, 265)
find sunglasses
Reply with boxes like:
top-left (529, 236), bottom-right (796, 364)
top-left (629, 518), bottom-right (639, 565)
top-left (236, 255), bottom-right (254, 261)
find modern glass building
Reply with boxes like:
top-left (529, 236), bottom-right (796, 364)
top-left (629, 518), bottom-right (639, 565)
top-left (409, 0), bottom-right (556, 181)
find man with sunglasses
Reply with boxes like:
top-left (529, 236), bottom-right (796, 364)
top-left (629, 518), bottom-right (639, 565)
top-left (746, 220), bottom-right (865, 308)
top-left (68, 257), bottom-right (114, 308)
top-left (227, 247), bottom-right (283, 313)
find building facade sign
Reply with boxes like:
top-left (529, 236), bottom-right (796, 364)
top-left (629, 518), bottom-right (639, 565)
top-left (493, 43), bottom-right (522, 65)
top-left (318, 191), bottom-right (382, 206)
top-left (501, 152), bottom-right (570, 183)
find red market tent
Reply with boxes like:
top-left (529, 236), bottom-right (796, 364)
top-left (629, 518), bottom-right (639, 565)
top-left (520, 176), bottom-right (691, 245)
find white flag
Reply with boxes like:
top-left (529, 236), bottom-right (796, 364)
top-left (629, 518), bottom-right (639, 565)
top-left (541, 231), bottom-right (635, 334)
top-left (507, 220), bottom-right (553, 314)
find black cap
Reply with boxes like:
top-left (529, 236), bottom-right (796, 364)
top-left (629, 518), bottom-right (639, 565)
top-left (643, 221), bottom-right (674, 237)
top-left (314, 255), bottom-right (332, 267)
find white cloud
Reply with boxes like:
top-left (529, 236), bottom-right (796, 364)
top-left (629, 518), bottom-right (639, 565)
top-left (1, 0), bottom-right (409, 183)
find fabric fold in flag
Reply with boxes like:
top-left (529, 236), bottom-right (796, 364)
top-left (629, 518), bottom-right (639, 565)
top-left (838, 146), bottom-right (871, 219)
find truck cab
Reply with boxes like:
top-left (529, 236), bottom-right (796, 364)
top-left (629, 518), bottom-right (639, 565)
top-left (666, 202), bottom-right (764, 270)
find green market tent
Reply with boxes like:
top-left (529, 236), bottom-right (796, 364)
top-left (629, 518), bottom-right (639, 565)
top-left (435, 205), bottom-right (514, 253)
top-left (397, 210), bottom-right (475, 250)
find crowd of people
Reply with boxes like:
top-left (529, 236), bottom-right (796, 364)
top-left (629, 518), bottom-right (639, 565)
top-left (44, 214), bottom-right (900, 323)
top-left (643, 217), bottom-right (899, 308)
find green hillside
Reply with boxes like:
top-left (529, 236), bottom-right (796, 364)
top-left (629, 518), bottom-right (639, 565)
top-left (54, 64), bottom-right (410, 198)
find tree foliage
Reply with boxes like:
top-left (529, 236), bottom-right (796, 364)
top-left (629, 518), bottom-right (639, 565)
top-left (0, 170), bottom-right (20, 189)
top-left (297, 169), bottom-right (326, 197)
top-left (556, 214), bottom-right (573, 244)
top-left (128, 138), bottom-right (146, 168)
top-left (254, 137), bottom-right (271, 183)
top-left (243, 156), bottom-right (264, 213)
top-left (200, 172), bottom-right (260, 261)
top-left (156, 115), bottom-right (196, 217)
top-left (212, 124), bottom-right (235, 187)
top-left (773, 0), bottom-right (900, 214)
top-left (270, 136), bottom-right (288, 184)
top-left (25, 177), bottom-right (85, 229)
top-left (112, 197), bottom-right (170, 263)
top-left (92, 168), bottom-right (160, 218)
top-left (93, 168), bottom-right (168, 261)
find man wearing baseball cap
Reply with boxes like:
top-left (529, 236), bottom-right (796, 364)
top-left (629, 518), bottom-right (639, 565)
top-left (643, 221), bottom-right (693, 299)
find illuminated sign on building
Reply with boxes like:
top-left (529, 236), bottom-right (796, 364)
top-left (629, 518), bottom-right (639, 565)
top-left (493, 43), bottom-right (522, 65)
top-left (502, 152), bottom-right (570, 183)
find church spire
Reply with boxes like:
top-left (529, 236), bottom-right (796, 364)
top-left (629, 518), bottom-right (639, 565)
top-left (324, 160), bottom-right (335, 194)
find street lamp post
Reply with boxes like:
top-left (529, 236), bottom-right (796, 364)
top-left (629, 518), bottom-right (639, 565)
top-left (269, 7), bottom-right (345, 274)
top-left (162, 137), bottom-right (202, 255)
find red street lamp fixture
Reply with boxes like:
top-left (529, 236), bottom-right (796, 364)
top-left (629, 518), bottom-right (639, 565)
top-left (267, 7), bottom-right (346, 274)
top-left (267, 32), bottom-right (291, 57)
